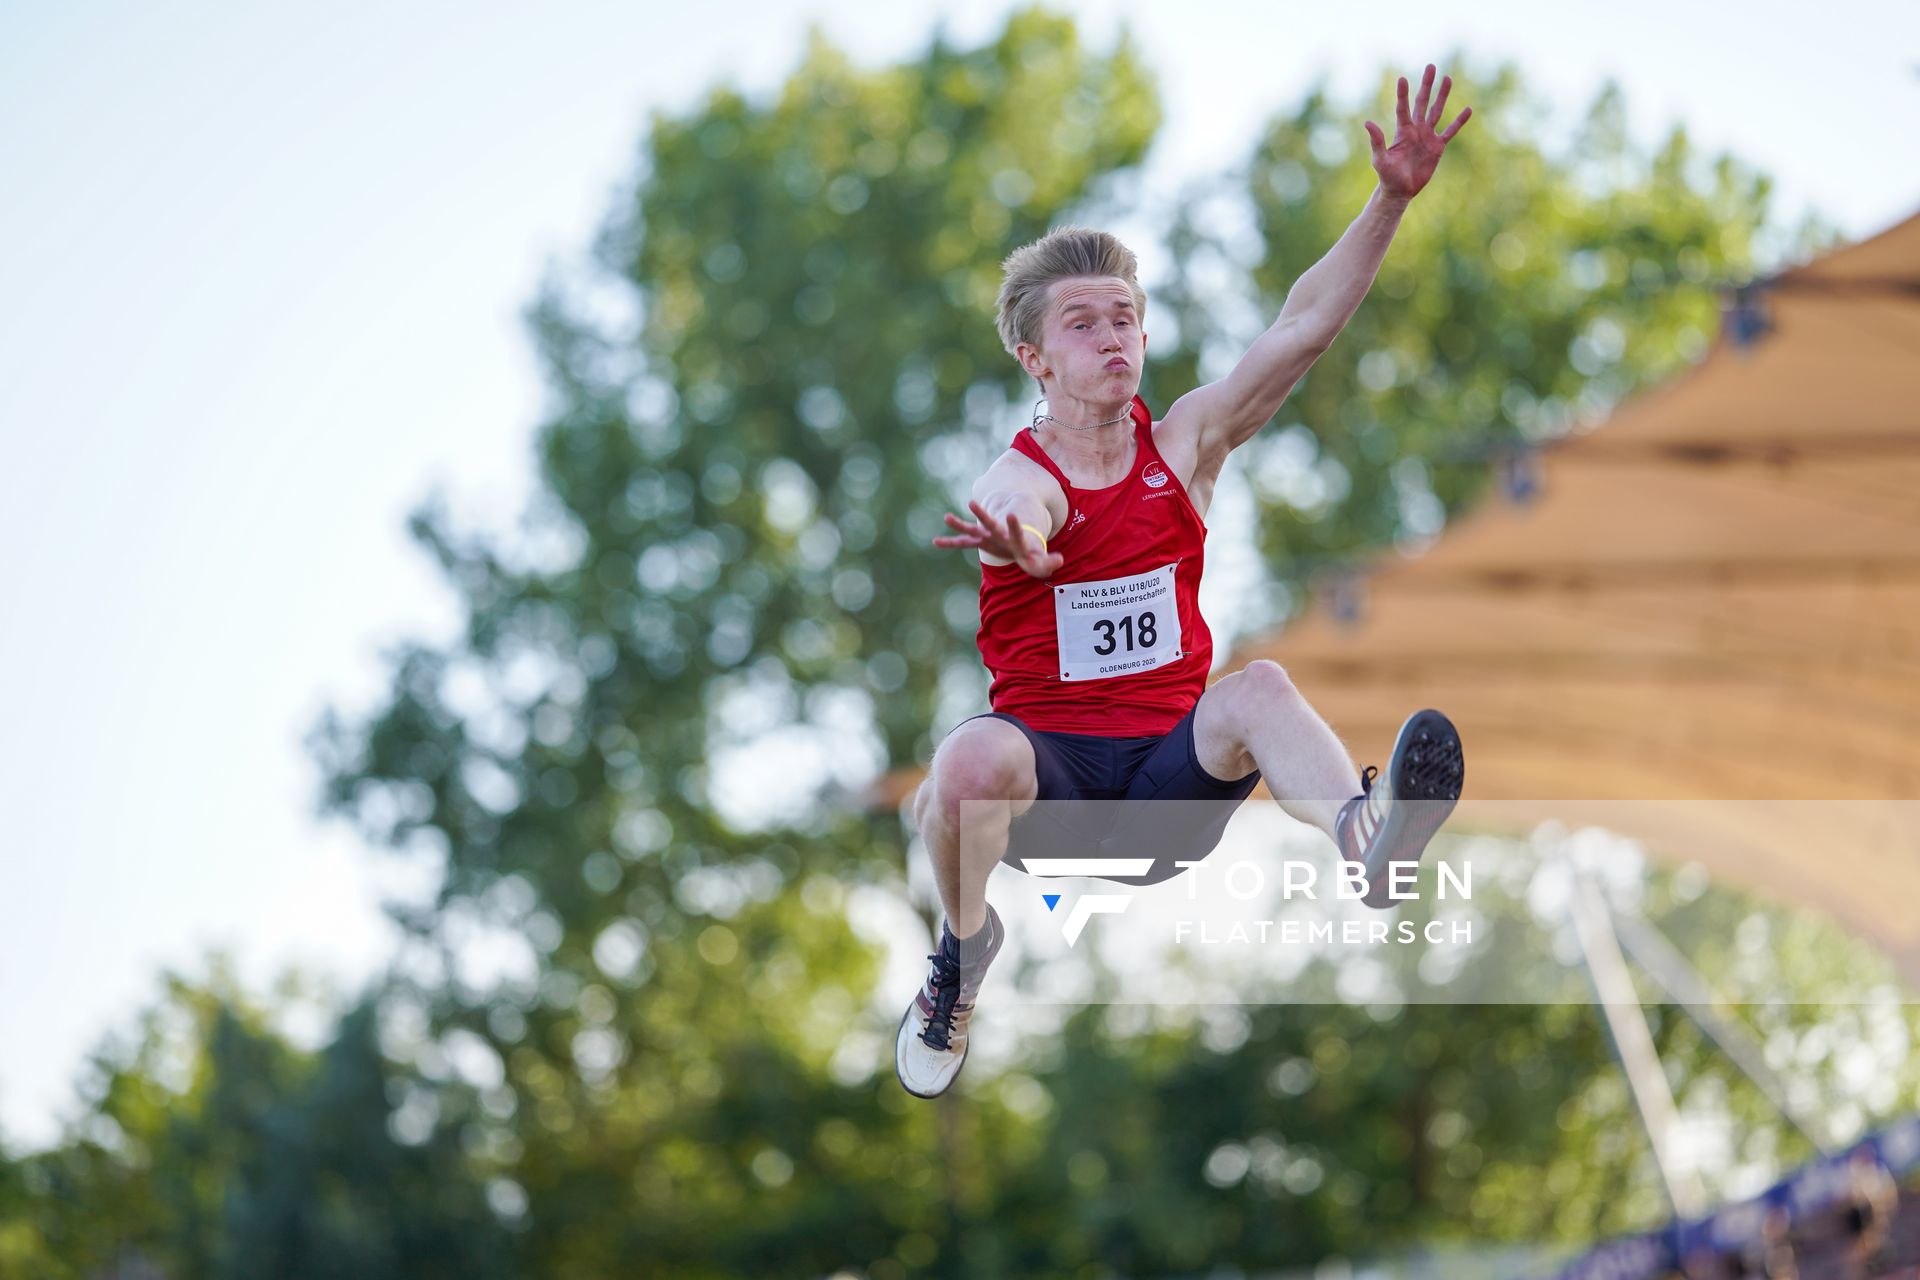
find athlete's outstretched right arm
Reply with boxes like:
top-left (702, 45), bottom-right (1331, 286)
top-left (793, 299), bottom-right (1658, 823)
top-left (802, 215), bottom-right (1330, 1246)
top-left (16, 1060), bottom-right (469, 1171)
top-left (933, 456), bottom-right (1065, 579)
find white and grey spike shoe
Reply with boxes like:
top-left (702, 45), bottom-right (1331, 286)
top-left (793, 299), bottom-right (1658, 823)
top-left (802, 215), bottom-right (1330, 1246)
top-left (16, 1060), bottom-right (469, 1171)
top-left (894, 905), bottom-right (1004, 1099)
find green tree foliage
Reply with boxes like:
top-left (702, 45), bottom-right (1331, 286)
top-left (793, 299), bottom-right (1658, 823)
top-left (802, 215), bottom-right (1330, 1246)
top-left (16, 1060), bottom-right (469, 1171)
top-left (1153, 61), bottom-right (1783, 629)
top-left (0, 968), bottom-right (511, 1279)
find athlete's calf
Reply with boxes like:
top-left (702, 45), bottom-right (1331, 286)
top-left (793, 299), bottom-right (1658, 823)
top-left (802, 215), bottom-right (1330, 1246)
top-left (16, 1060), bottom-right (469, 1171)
top-left (914, 715), bottom-right (1037, 938)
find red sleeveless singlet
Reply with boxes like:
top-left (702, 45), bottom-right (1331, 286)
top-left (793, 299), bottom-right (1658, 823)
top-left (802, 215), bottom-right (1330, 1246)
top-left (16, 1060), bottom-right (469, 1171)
top-left (976, 395), bottom-right (1212, 737)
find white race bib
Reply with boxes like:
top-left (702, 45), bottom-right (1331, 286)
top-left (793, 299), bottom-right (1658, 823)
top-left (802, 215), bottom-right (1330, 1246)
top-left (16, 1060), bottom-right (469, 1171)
top-left (1053, 563), bottom-right (1183, 682)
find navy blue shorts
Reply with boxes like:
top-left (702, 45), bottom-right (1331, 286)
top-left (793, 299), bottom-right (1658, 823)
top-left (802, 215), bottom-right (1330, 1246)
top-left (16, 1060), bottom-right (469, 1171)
top-left (957, 704), bottom-right (1261, 886)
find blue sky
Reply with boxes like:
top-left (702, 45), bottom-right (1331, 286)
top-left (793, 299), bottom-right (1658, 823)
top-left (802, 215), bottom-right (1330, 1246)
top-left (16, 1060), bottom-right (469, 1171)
top-left (2, 0), bottom-right (1916, 1151)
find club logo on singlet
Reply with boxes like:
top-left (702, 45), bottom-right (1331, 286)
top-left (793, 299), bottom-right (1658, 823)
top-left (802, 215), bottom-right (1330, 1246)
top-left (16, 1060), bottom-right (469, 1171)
top-left (1142, 462), bottom-right (1169, 490)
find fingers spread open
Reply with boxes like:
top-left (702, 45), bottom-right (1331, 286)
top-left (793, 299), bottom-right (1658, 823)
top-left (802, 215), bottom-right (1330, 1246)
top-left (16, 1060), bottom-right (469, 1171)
top-left (1395, 76), bottom-right (1411, 129)
top-left (1427, 75), bottom-right (1452, 128)
top-left (1439, 106), bottom-right (1473, 142)
top-left (1413, 64), bottom-right (1434, 123)
top-left (1364, 119), bottom-right (1386, 158)
top-left (1023, 548), bottom-right (1064, 579)
top-left (943, 515), bottom-right (985, 540)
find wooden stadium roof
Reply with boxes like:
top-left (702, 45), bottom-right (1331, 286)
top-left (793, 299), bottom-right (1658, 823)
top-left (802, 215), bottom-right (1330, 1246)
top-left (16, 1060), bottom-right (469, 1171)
top-left (1239, 210), bottom-right (1920, 981)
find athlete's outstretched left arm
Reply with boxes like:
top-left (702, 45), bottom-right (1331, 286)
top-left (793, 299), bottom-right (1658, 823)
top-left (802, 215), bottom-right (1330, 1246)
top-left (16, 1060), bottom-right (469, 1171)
top-left (1167, 64), bottom-right (1471, 459)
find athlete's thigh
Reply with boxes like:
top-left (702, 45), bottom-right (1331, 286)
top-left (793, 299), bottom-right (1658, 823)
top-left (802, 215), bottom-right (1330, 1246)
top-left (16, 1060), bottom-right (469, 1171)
top-left (1128, 700), bottom-right (1259, 798)
top-left (1109, 704), bottom-right (1260, 884)
top-left (1188, 660), bottom-right (1299, 780)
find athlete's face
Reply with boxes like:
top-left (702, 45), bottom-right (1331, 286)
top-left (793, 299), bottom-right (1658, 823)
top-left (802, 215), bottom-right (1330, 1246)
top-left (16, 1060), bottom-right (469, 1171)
top-left (1020, 276), bottom-right (1146, 402)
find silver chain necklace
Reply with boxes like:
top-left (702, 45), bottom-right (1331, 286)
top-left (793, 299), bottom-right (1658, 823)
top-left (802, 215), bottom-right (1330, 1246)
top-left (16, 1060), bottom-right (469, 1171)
top-left (1031, 396), bottom-right (1131, 433)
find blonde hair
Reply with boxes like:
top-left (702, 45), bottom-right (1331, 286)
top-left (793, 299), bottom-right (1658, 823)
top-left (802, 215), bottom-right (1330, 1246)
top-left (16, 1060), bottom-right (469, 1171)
top-left (995, 226), bottom-right (1147, 391)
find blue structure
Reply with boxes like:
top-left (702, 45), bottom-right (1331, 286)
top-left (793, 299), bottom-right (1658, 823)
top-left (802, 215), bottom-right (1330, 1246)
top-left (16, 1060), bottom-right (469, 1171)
top-left (1550, 1115), bottom-right (1920, 1279)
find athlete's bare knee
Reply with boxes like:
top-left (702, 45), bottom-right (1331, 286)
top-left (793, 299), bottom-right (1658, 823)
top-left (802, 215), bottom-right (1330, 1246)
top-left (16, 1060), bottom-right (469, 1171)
top-left (928, 721), bottom-right (1036, 830)
top-left (1205, 661), bottom-right (1297, 735)
top-left (1238, 658), bottom-right (1298, 701)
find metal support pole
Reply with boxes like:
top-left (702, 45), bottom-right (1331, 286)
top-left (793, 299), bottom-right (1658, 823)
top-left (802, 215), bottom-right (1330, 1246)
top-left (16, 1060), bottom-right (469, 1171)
top-left (1609, 909), bottom-right (1835, 1155)
top-left (1567, 863), bottom-right (1709, 1219)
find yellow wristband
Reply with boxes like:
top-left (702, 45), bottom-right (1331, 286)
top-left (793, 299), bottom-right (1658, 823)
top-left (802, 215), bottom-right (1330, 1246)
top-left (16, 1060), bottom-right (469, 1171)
top-left (1018, 522), bottom-right (1048, 551)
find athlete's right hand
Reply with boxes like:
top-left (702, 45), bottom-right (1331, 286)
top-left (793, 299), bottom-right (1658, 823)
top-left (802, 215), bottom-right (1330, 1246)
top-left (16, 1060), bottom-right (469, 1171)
top-left (933, 500), bottom-right (1064, 579)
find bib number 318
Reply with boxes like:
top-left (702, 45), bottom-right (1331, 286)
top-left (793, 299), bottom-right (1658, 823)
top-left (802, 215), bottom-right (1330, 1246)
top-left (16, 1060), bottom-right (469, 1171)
top-left (1053, 563), bottom-right (1183, 682)
top-left (1093, 611), bottom-right (1157, 655)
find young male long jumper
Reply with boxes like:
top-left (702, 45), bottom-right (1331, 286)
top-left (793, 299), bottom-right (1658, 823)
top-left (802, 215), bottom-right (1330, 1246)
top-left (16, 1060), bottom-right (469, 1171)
top-left (898, 66), bottom-right (1473, 1098)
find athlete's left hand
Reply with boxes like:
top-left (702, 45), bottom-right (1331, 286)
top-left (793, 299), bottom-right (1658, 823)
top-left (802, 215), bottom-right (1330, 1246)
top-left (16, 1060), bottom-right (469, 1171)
top-left (934, 500), bottom-right (1064, 579)
top-left (1364, 64), bottom-right (1471, 202)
